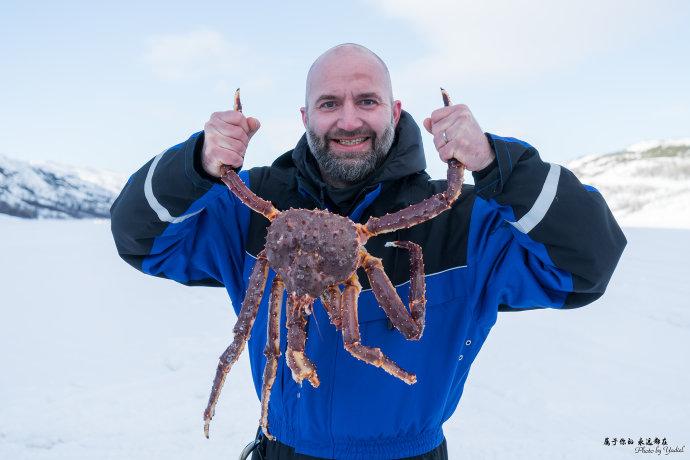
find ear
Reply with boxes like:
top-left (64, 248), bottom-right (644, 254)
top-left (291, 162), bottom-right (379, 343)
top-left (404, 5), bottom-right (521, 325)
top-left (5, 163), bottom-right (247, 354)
top-left (392, 100), bottom-right (402, 127)
top-left (300, 107), bottom-right (308, 129)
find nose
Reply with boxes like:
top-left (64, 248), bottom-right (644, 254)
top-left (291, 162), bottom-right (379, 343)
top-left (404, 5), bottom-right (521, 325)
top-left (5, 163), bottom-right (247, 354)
top-left (336, 100), bottom-right (363, 132)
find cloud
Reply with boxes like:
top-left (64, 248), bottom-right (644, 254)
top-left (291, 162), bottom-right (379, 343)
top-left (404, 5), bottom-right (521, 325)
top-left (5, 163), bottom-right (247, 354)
top-left (143, 29), bottom-right (244, 80)
top-left (369, 0), bottom-right (673, 82)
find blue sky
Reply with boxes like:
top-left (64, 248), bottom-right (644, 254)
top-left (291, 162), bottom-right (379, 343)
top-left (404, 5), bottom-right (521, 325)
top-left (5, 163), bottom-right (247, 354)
top-left (2, 0), bottom-right (689, 179)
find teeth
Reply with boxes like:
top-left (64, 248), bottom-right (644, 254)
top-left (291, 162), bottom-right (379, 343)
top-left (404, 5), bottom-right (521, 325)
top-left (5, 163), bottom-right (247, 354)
top-left (336, 138), bottom-right (367, 146)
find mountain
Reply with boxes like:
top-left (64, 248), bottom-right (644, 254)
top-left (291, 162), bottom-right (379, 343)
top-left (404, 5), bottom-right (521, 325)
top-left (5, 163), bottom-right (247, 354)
top-left (0, 154), bottom-right (126, 219)
top-left (2, 137), bottom-right (689, 224)
top-left (568, 139), bottom-right (690, 229)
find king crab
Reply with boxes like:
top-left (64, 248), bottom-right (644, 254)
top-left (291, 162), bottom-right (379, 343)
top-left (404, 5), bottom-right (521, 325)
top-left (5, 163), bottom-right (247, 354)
top-left (203, 89), bottom-right (464, 439)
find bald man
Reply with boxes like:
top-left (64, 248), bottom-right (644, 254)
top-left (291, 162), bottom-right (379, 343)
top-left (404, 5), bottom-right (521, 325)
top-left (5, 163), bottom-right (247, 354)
top-left (111, 44), bottom-right (625, 459)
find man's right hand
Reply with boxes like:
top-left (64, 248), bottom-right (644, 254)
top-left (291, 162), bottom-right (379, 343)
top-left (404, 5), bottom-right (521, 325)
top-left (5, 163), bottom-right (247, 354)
top-left (201, 110), bottom-right (261, 177)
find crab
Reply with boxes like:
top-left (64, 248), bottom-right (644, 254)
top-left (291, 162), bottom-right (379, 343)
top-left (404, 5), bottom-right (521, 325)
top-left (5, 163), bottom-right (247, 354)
top-left (203, 88), bottom-right (464, 439)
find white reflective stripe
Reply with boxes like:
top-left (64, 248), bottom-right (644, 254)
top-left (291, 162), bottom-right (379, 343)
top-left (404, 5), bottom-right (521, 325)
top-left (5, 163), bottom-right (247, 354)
top-left (144, 150), bottom-right (204, 224)
top-left (509, 163), bottom-right (561, 234)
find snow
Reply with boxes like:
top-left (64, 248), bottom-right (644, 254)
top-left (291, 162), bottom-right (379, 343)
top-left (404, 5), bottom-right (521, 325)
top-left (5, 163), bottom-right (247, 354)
top-left (31, 160), bottom-right (126, 196)
top-left (625, 138), bottom-right (690, 154)
top-left (0, 154), bottom-right (125, 218)
top-left (1, 217), bottom-right (688, 459)
top-left (568, 140), bottom-right (690, 229)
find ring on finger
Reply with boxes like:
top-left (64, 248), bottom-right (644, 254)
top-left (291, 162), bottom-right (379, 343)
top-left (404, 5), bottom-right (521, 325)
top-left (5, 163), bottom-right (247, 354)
top-left (442, 131), bottom-right (449, 145)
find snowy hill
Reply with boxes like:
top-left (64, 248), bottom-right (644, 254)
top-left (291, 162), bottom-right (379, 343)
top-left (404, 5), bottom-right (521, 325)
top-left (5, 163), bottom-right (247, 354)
top-left (3, 137), bottom-right (689, 226)
top-left (0, 217), bottom-right (688, 459)
top-left (0, 154), bottom-right (125, 219)
top-left (568, 139), bottom-right (690, 229)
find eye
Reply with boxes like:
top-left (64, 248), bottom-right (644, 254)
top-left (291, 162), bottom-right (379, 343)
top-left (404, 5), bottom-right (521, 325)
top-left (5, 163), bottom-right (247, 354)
top-left (359, 99), bottom-right (377, 106)
top-left (319, 100), bottom-right (337, 109)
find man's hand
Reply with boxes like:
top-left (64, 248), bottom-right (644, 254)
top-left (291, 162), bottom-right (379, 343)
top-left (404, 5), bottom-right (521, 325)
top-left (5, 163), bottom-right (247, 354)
top-left (423, 104), bottom-right (495, 172)
top-left (202, 111), bottom-right (261, 177)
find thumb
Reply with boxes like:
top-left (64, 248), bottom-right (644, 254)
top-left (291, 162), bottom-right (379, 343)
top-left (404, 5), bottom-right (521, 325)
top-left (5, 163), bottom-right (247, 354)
top-left (423, 117), bottom-right (432, 134)
top-left (247, 117), bottom-right (261, 137)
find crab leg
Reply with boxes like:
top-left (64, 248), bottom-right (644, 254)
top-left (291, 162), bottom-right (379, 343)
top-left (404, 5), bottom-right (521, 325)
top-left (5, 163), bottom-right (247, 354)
top-left (360, 249), bottom-right (424, 340)
top-left (357, 163), bottom-right (463, 240)
top-left (259, 275), bottom-right (285, 440)
top-left (341, 273), bottom-right (416, 384)
top-left (220, 169), bottom-right (280, 220)
top-left (203, 249), bottom-right (269, 438)
top-left (440, 88), bottom-right (465, 200)
top-left (357, 88), bottom-right (464, 241)
top-left (320, 285), bottom-right (343, 330)
top-left (384, 241), bottom-right (426, 326)
top-left (285, 293), bottom-right (320, 387)
top-left (219, 88), bottom-right (280, 221)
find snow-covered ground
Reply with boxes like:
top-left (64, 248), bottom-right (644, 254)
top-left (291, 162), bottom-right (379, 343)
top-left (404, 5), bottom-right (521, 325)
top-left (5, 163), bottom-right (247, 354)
top-left (0, 216), bottom-right (688, 459)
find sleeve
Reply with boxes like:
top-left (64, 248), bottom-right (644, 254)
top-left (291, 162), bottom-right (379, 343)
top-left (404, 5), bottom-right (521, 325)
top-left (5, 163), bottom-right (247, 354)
top-left (468, 134), bottom-right (627, 312)
top-left (109, 131), bottom-right (250, 303)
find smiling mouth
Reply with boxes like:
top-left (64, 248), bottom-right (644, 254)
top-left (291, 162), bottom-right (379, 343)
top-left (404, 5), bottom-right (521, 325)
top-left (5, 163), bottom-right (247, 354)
top-left (332, 137), bottom-right (369, 146)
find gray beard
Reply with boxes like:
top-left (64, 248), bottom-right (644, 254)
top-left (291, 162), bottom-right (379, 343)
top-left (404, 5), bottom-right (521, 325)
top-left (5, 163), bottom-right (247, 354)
top-left (306, 122), bottom-right (395, 186)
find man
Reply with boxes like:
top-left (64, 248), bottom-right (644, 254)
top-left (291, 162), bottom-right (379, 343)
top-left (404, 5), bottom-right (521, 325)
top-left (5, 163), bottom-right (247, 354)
top-left (110, 44), bottom-right (626, 459)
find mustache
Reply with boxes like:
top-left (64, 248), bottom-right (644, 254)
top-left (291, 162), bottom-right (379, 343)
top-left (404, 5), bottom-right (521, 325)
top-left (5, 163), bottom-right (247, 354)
top-left (327, 129), bottom-right (375, 139)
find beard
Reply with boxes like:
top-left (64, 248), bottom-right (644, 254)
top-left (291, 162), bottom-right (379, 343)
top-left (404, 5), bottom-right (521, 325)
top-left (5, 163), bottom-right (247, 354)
top-left (306, 121), bottom-right (395, 186)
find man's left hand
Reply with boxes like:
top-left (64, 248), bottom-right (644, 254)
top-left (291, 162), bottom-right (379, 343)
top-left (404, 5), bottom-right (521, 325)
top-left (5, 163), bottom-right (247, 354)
top-left (423, 104), bottom-right (495, 172)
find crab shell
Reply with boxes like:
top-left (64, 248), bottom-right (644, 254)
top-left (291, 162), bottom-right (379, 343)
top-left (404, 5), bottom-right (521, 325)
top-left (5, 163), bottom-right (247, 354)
top-left (264, 208), bottom-right (360, 297)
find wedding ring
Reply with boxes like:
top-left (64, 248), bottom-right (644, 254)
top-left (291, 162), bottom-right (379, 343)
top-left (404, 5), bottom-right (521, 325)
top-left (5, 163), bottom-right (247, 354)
top-left (442, 131), bottom-right (449, 145)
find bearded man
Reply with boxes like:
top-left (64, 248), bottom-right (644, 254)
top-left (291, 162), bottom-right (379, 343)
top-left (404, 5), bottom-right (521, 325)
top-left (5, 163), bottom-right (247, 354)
top-left (111, 43), bottom-right (626, 460)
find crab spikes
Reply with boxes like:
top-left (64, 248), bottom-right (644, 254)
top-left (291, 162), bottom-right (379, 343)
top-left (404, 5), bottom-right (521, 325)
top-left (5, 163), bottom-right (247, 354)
top-left (285, 293), bottom-right (320, 387)
top-left (203, 250), bottom-right (269, 438)
top-left (340, 271), bottom-right (417, 384)
top-left (220, 169), bottom-right (280, 220)
top-left (259, 275), bottom-right (285, 440)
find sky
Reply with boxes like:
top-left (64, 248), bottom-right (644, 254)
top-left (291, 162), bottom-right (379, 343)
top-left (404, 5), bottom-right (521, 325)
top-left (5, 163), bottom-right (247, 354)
top-left (2, 0), bottom-right (689, 180)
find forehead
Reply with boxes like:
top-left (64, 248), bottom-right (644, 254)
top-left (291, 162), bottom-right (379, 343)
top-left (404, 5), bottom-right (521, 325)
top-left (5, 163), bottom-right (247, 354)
top-left (307, 53), bottom-right (389, 102)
